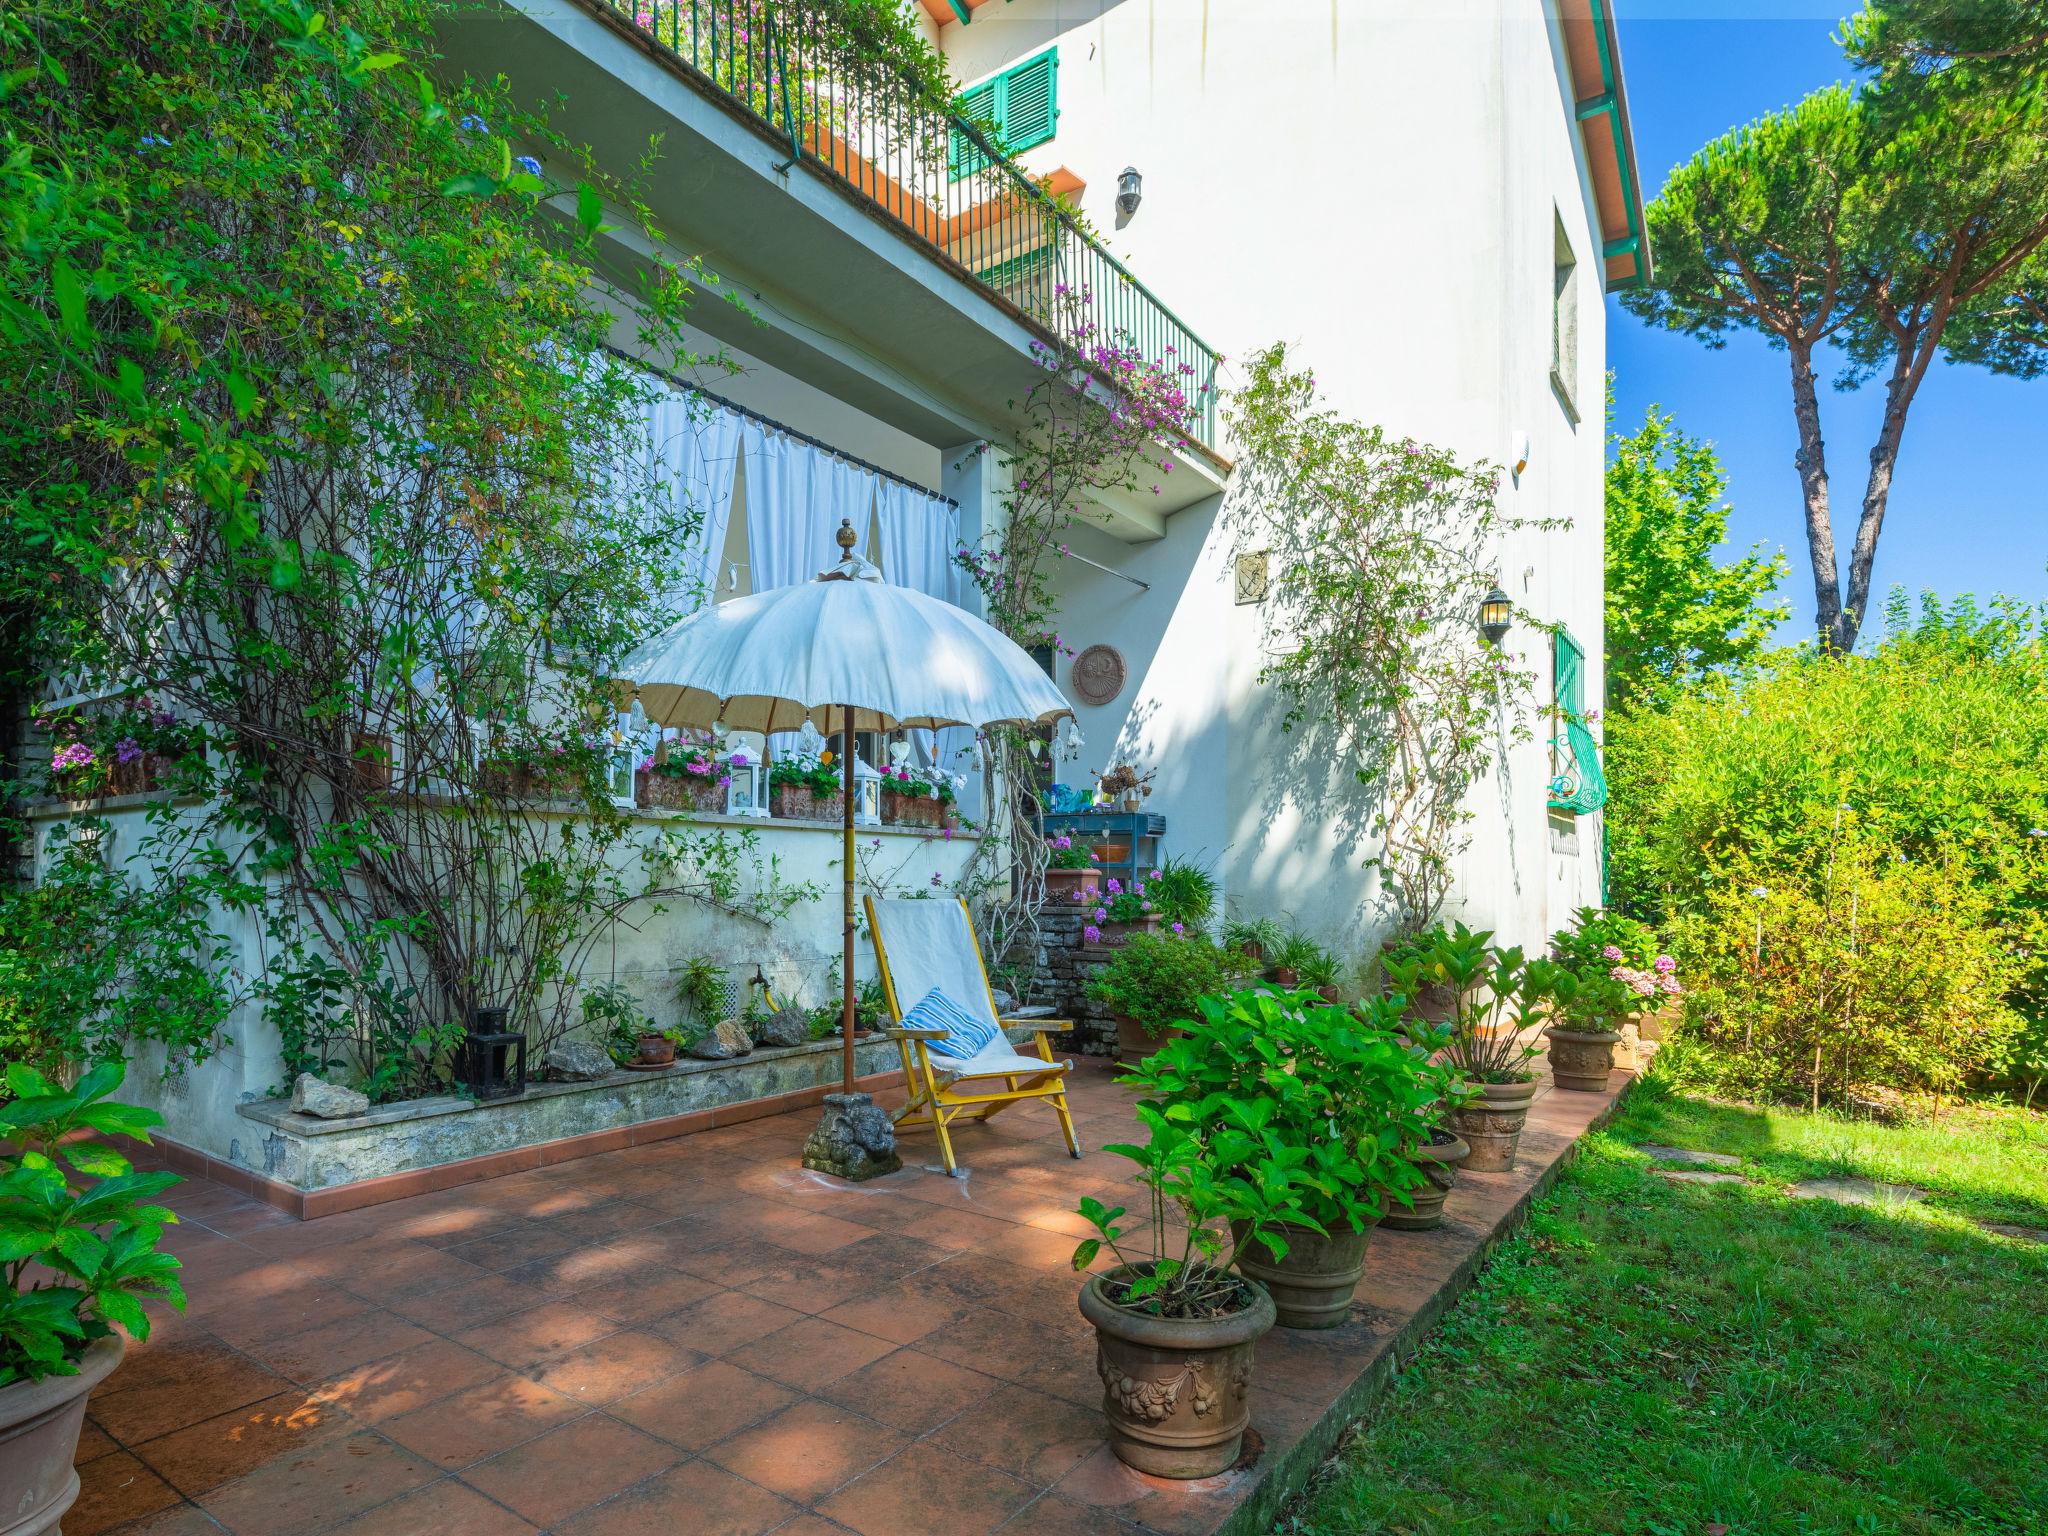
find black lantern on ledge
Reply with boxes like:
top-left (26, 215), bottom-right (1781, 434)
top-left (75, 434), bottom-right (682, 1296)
top-left (1478, 587), bottom-right (1513, 647)
top-left (460, 1003), bottom-right (528, 1101)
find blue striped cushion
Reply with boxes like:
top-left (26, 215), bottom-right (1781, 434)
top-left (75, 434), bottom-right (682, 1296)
top-left (902, 987), bottom-right (999, 1060)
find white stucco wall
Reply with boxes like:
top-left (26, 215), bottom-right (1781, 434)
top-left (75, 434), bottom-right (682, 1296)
top-left (943, 0), bottom-right (1608, 968)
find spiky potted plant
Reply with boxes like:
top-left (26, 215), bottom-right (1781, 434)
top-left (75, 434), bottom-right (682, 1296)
top-left (1, 1062), bottom-right (186, 1536)
top-left (1388, 923), bottom-right (1553, 1171)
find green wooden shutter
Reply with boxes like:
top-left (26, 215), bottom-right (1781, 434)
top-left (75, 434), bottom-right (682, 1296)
top-left (949, 49), bottom-right (1058, 181)
top-left (949, 80), bottom-right (998, 179)
top-left (1001, 51), bottom-right (1058, 151)
top-left (1548, 628), bottom-right (1608, 814)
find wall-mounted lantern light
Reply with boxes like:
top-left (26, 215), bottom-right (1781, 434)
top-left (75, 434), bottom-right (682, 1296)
top-left (1478, 587), bottom-right (1513, 647)
top-left (1116, 166), bottom-right (1143, 217)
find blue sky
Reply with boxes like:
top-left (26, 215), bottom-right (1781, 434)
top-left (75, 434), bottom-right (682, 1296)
top-left (1607, 4), bottom-right (2047, 645)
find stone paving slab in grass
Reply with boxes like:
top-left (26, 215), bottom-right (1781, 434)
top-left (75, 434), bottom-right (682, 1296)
top-left (81, 1055), bottom-right (1632, 1536)
top-left (1638, 1144), bottom-right (1742, 1168)
top-left (1789, 1177), bottom-right (1928, 1208)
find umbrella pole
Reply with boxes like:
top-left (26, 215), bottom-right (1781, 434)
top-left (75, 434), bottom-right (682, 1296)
top-left (841, 706), bottom-right (857, 1096)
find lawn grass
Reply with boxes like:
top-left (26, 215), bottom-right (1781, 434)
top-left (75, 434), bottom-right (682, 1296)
top-left (1284, 1071), bottom-right (2048, 1536)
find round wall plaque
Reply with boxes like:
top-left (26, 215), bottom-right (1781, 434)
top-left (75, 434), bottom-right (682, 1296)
top-left (1071, 644), bottom-right (1127, 707)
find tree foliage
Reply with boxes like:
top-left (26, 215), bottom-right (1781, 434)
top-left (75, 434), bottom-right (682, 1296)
top-left (1607, 591), bottom-right (2048, 1095)
top-left (1603, 401), bottom-right (1787, 711)
top-left (1624, 14), bottom-right (2048, 654)
top-left (0, 0), bottom-right (811, 1095)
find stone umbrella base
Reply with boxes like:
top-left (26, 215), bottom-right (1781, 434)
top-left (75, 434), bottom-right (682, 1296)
top-left (801, 1091), bottom-right (902, 1180)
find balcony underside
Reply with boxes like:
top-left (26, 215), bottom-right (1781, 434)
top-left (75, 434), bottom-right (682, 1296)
top-left (436, 0), bottom-right (1218, 540)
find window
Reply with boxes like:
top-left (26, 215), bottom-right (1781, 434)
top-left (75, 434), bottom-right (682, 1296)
top-left (950, 48), bottom-right (1059, 180)
top-left (1551, 212), bottom-right (1580, 421)
top-left (1547, 627), bottom-right (1606, 814)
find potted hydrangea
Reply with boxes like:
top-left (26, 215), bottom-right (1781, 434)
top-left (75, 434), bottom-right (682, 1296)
top-left (1, 1063), bottom-right (186, 1536)
top-left (1548, 907), bottom-right (1682, 1077)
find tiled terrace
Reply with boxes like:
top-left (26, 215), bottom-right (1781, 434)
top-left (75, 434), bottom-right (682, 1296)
top-left (71, 1057), bottom-right (1629, 1536)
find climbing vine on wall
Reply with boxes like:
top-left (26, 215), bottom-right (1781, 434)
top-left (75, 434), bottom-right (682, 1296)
top-left (1226, 344), bottom-right (1551, 934)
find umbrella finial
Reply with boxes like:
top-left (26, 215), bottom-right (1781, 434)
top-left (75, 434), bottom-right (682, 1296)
top-left (835, 518), bottom-right (857, 560)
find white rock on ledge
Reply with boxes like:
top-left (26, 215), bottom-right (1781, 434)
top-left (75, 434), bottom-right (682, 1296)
top-left (291, 1072), bottom-right (370, 1120)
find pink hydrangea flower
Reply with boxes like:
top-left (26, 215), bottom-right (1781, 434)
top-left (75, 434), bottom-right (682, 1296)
top-left (1601, 944), bottom-right (1624, 962)
top-left (1653, 954), bottom-right (1677, 974)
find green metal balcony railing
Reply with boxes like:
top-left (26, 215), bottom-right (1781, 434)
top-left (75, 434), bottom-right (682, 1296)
top-left (595, 0), bottom-right (1222, 449)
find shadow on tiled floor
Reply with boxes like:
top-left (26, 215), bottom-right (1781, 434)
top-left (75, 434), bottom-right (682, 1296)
top-left (75, 1057), bottom-right (1626, 1536)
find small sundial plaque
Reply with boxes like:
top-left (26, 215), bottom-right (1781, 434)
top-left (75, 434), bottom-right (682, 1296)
top-left (1235, 551), bottom-right (1269, 605)
top-left (1070, 644), bottom-right (1127, 707)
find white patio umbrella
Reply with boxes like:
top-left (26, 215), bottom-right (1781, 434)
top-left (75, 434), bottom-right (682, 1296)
top-left (615, 520), bottom-right (1074, 1098)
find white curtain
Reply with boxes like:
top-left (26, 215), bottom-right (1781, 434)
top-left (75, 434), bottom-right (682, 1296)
top-left (875, 480), bottom-right (973, 797)
top-left (742, 420), bottom-right (857, 592)
top-left (645, 390), bottom-right (743, 613)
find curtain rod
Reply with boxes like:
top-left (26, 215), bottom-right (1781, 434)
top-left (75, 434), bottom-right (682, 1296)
top-left (600, 340), bottom-right (959, 509)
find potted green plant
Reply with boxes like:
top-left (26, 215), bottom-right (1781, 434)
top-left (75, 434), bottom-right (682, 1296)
top-left (1221, 916), bottom-right (1282, 969)
top-left (1387, 923), bottom-right (1552, 1171)
top-left (1042, 834), bottom-right (1102, 902)
top-left (1294, 943), bottom-right (1341, 1003)
top-left (1070, 1103), bottom-right (1295, 1478)
top-left (1086, 930), bottom-right (1230, 1062)
top-left (1137, 989), bottom-right (1453, 1328)
top-left (636, 742), bottom-right (727, 813)
top-left (2, 1062), bottom-right (185, 1536)
top-left (1268, 930), bottom-right (1319, 988)
top-left (1545, 909), bottom-right (1682, 1085)
top-left (767, 756), bottom-right (844, 821)
top-left (879, 763), bottom-right (955, 827)
top-left (1147, 855), bottom-right (1218, 931)
top-left (1082, 876), bottom-right (1162, 948)
top-left (1377, 922), bottom-right (1456, 1020)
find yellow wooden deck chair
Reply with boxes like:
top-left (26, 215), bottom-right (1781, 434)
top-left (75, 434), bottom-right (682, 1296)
top-left (866, 896), bottom-right (1082, 1176)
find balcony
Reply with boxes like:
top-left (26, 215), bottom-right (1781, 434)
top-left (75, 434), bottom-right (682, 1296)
top-left (438, 0), bottom-right (1224, 495)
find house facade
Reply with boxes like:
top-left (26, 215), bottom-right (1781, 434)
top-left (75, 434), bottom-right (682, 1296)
top-left (19, 0), bottom-right (1644, 1187)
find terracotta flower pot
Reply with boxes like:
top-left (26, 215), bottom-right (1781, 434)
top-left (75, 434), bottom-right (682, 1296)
top-left (1314, 983), bottom-right (1340, 1004)
top-left (0, 1334), bottom-right (125, 1536)
top-left (1269, 966), bottom-right (1300, 987)
top-left (1078, 1268), bottom-right (1275, 1479)
top-left (351, 732), bottom-right (393, 794)
top-left (1381, 1132), bottom-right (1471, 1231)
top-left (1231, 1217), bottom-right (1375, 1330)
top-left (636, 769), bottom-right (721, 813)
top-left (1044, 868), bottom-right (1102, 902)
top-left (1446, 1077), bottom-right (1540, 1172)
top-left (1087, 915), bottom-right (1161, 950)
top-left (1545, 1027), bottom-right (1621, 1093)
top-left (1113, 1013), bottom-right (1183, 1066)
top-left (1407, 981), bottom-right (1458, 1023)
top-left (769, 784), bottom-right (844, 822)
top-left (881, 789), bottom-right (944, 827)
top-left (635, 1032), bottom-right (675, 1067)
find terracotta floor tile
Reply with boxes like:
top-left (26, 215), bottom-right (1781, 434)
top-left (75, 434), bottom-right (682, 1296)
top-left (644, 1289), bottom-right (807, 1354)
top-left (382, 1200), bottom-right (533, 1249)
top-left (193, 1277), bottom-right (374, 1351)
top-left (526, 1328), bottom-right (705, 1405)
top-left (724, 1316), bottom-right (899, 1392)
top-left (817, 1347), bottom-right (999, 1434)
top-left (379, 1374), bottom-right (588, 1468)
top-left (496, 1245), bottom-right (649, 1299)
top-left (737, 1257), bottom-right (895, 1315)
top-left (995, 1492), bottom-right (1131, 1535)
top-left (768, 1518), bottom-right (862, 1536)
top-left (458, 1413), bottom-right (681, 1526)
top-left (607, 1358), bottom-right (800, 1450)
top-left (551, 1459), bottom-right (799, 1536)
top-left (668, 1237), bottom-right (814, 1288)
top-left (322, 1477), bottom-right (539, 1536)
top-left (819, 1279), bottom-right (972, 1346)
top-left (64, 1450), bottom-right (183, 1536)
top-left (747, 1206), bottom-right (875, 1256)
top-left (96, 1504), bottom-right (229, 1536)
top-left (334, 1242), bottom-right (497, 1306)
top-left (239, 1309), bottom-right (435, 1385)
top-left (1049, 1444), bottom-right (1233, 1536)
top-left (443, 1223), bottom-right (583, 1273)
top-left (928, 1383), bottom-right (1105, 1487)
top-left (540, 1199), bottom-right (667, 1242)
top-left (817, 1442), bottom-right (1036, 1536)
top-left (76, 1414), bottom-right (120, 1463)
top-left (573, 1265), bottom-right (724, 1324)
top-left (305, 1336), bottom-right (504, 1423)
top-left (90, 1341), bottom-right (294, 1445)
top-left (387, 1271), bottom-right (550, 1335)
top-left (130, 1390), bottom-right (348, 1496)
top-left (704, 1399), bottom-right (906, 1505)
top-left (193, 1429), bottom-right (439, 1536)
top-left (454, 1300), bottom-right (618, 1370)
